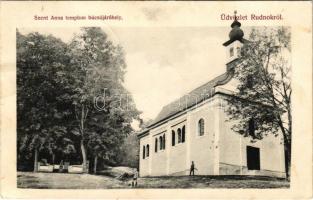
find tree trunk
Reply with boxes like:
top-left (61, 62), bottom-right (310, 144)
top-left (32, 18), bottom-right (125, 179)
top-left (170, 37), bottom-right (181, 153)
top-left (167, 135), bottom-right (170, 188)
top-left (52, 153), bottom-right (55, 165)
top-left (94, 155), bottom-right (98, 174)
top-left (78, 105), bottom-right (90, 173)
top-left (81, 140), bottom-right (87, 173)
top-left (284, 141), bottom-right (291, 179)
top-left (33, 148), bottom-right (38, 172)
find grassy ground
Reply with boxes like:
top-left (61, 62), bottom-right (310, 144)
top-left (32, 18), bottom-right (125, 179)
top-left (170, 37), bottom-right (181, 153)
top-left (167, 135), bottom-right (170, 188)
top-left (17, 172), bottom-right (289, 189)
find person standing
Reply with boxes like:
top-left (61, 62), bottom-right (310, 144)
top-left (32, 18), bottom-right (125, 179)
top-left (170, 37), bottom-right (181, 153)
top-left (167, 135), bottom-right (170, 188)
top-left (190, 161), bottom-right (195, 176)
top-left (132, 168), bottom-right (139, 187)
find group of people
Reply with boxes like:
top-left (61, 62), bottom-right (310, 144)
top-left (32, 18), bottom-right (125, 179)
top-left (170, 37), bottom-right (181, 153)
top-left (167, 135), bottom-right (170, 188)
top-left (131, 161), bottom-right (197, 187)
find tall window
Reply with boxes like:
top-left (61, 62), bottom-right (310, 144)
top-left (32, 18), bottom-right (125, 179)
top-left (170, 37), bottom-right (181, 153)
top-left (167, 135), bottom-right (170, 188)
top-left (143, 146), bottom-right (145, 159)
top-left (146, 144), bottom-right (149, 157)
top-left (155, 138), bottom-right (158, 152)
top-left (230, 47), bottom-right (234, 57)
top-left (172, 130), bottom-right (175, 146)
top-left (177, 128), bottom-right (181, 143)
top-left (237, 47), bottom-right (241, 56)
top-left (159, 136), bottom-right (163, 150)
top-left (198, 118), bottom-right (204, 136)
top-left (182, 126), bottom-right (185, 143)
top-left (163, 134), bottom-right (166, 150)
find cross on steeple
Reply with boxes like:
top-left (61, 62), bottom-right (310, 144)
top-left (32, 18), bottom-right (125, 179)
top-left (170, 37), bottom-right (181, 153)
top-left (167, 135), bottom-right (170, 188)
top-left (234, 10), bottom-right (237, 20)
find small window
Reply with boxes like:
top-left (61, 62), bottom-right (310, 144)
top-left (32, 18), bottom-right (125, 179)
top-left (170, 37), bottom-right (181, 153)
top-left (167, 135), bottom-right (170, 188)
top-left (172, 130), bottom-right (175, 146)
top-left (159, 136), bottom-right (163, 150)
top-left (146, 144), bottom-right (149, 157)
top-left (155, 138), bottom-right (158, 153)
top-left (163, 134), bottom-right (166, 150)
top-left (143, 146), bottom-right (145, 159)
top-left (237, 47), bottom-right (241, 56)
top-left (182, 126), bottom-right (185, 143)
top-left (230, 47), bottom-right (234, 57)
top-left (198, 118), bottom-right (205, 136)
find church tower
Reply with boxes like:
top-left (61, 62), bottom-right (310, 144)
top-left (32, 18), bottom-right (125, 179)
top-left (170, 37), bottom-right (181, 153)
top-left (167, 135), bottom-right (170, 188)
top-left (223, 11), bottom-right (247, 71)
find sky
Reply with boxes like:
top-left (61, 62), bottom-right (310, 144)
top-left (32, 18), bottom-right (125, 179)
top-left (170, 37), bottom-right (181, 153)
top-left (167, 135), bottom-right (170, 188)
top-left (19, 25), bottom-right (241, 129)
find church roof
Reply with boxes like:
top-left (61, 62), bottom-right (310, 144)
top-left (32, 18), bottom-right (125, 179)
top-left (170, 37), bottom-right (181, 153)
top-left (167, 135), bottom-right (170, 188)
top-left (146, 71), bottom-right (233, 129)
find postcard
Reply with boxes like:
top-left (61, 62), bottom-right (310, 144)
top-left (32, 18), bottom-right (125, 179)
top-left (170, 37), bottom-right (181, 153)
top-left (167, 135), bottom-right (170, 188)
top-left (0, 1), bottom-right (312, 199)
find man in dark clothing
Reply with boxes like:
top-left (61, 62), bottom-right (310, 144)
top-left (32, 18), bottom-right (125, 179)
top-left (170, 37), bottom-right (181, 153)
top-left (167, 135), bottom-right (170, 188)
top-left (190, 161), bottom-right (195, 176)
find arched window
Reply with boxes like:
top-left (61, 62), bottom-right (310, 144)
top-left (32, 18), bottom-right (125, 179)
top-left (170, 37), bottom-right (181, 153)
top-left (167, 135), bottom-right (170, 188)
top-left (172, 130), bottom-right (175, 146)
top-left (237, 47), bottom-right (241, 56)
top-left (182, 126), bottom-right (185, 143)
top-left (143, 146), bottom-right (145, 159)
top-left (177, 128), bottom-right (181, 143)
top-left (230, 47), bottom-right (234, 57)
top-left (155, 138), bottom-right (158, 152)
top-left (146, 144), bottom-right (149, 157)
top-left (198, 118), bottom-right (204, 136)
top-left (163, 134), bottom-right (166, 149)
top-left (159, 136), bottom-right (163, 150)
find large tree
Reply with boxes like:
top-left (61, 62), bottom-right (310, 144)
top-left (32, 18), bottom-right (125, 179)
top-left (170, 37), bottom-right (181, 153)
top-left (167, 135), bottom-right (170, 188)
top-left (17, 28), bottom-right (140, 173)
top-left (17, 31), bottom-right (73, 171)
top-left (226, 27), bottom-right (291, 178)
top-left (66, 27), bottom-right (140, 171)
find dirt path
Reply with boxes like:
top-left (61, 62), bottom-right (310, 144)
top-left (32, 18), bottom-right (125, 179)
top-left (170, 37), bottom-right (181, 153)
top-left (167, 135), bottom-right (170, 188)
top-left (17, 172), bottom-right (289, 189)
top-left (18, 172), bottom-right (128, 189)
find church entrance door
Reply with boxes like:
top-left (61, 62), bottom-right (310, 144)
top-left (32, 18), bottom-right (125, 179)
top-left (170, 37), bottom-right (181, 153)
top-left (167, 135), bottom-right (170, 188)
top-left (246, 146), bottom-right (260, 170)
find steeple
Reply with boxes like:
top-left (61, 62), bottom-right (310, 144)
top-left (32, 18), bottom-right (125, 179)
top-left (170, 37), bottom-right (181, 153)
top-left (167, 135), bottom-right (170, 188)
top-left (223, 11), bottom-right (246, 69)
top-left (223, 10), bottom-right (245, 46)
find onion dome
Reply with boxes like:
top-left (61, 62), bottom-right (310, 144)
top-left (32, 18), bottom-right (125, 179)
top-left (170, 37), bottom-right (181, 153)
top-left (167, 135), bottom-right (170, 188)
top-left (228, 20), bottom-right (244, 41)
top-left (223, 11), bottom-right (245, 46)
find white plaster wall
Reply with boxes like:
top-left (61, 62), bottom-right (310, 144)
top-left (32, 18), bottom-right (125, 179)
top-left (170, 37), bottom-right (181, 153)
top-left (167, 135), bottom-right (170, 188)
top-left (139, 97), bottom-right (221, 177)
top-left (139, 135), bottom-right (150, 177)
top-left (168, 117), bottom-right (187, 176)
top-left (188, 100), bottom-right (217, 175)
top-left (218, 95), bottom-right (286, 176)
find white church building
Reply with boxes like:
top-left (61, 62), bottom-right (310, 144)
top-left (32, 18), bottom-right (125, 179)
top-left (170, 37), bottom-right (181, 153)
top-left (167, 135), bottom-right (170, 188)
top-left (137, 18), bottom-right (286, 178)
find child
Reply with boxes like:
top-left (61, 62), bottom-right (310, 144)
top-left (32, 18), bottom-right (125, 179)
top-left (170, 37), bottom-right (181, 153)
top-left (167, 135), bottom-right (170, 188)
top-left (132, 168), bottom-right (139, 187)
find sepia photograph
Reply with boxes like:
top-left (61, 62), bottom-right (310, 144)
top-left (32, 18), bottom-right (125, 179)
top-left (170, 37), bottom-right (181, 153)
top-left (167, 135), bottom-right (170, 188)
top-left (0, 1), bottom-right (312, 199)
top-left (16, 12), bottom-right (291, 189)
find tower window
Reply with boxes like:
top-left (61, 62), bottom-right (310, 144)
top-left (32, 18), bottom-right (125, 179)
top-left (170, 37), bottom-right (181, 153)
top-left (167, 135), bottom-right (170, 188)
top-left (237, 47), bottom-right (241, 56)
top-left (230, 47), bottom-right (234, 57)
top-left (159, 136), bottom-right (163, 150)
top-left (143, 146), bottom-right (145, 159)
